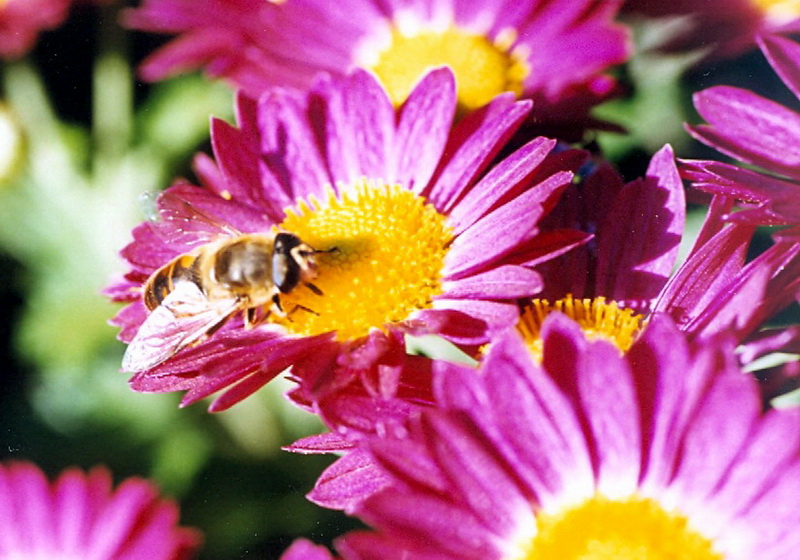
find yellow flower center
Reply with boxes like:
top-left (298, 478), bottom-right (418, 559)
top-left (511, 495), bottom-right (722, 560)
top-left (275, 179), bottom-right (452, 341)
top-left (517, 295), bottom-right (646, 360)
top-left (366, 24), bottom-right (530, 111)
top-left (752, 0), bottom-right (800, 22)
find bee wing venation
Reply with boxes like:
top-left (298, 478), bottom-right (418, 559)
top-left (144, 189), bottom-right (243, 247)
top-left (122, 282), bottom-right (240, 372)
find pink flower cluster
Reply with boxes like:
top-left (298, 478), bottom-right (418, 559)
top-left (8, 0), bottom-right (795, 558)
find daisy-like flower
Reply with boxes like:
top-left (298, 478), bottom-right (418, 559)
top-left (0, 0), bottom-right (71, 59)
top-left (123, 0), bottom-right (630, 139)
top-left (108, 68), bottom-right (585, 412)
top-left (623, 0), bottom-right (800, 60)
top-left (521, 143), bottom-right (800, 371)
top-left (682, 33), bottom-right (800, 227)
top-left (0, 461), bottom-right (201, 559)
top-left (329, 314), bottom-right (800, 559)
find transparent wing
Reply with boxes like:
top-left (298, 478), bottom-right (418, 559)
top-left (122, 281), bottom-right (241, 372)
top-left (141, 189), bottom-right (242, 248)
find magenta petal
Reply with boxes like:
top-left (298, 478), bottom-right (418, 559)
top-left (429, 299), bottom-right (519, 340)
top-left (284, 433), bottom-right (355, 455)
top-left (307, 450), bottom-right (390, 514)
top-left (575, 340), bottom-right (641, 498)
top-left (447, 182), bottom-right (568, 278)
top-left (681, 159), bottom-right (800, 226)
top-left (721, 462), bottom-right (800, 559)
top-left (690, 86), bottom-right (800, 180)
top-left (279, 539), bottom-right (336, 560)
top-left (700, 409), bottom-right (800, 535)
top-left (414, 308), bottom-right (490, 345)
top-left (667, 346), bottom-right (761, 517)
top-left (688, 239), bottom-right (800, 341)
top-left (595, 144), bottom-right (685, 309)
top-left (443, 265), bottom-right (542, 300)
top-left (355, 490), bottom-right (502, 558)
top-left (393, 68), bottom-right (456, 191)
top-left (653, 223), bottom-right (754, 331)
top-left (257, 89), bottom-right (332, 203)
top-left (425, 96), bottom-right (531, 211)
top-left (210, 116), bottom-right (278, 216)
top-left (412, 412), bottom-right (533, 535)
top-left (759, 33), bottom-right (800, 101)
top-left (629, 317), bottom-right (694, 494)
top-left (369, 423), bottom-right (450, 495)
top-left (321, 70), bottom-right (395, 185)
top-left (479, 328), bottom-right (596, 506)
top-left (446, 137), bottom-right (558, 234)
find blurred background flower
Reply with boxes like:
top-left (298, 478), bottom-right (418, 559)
top-left (0, 460), bottom-right (201, 559)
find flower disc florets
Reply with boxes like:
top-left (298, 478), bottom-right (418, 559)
top-left (276, 181), bottom-right (452, 341)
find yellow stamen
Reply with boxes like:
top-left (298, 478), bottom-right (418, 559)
top-left (366, 24), bottom-right (530, 111)
top-left (517, 295), bottom-right (645, 360)
top-left (276, 180), bottom-right (452, 341)
top-left (752, 0), bottom-right (800, 23)
top-left (511, 495), bottom-right (722, 560)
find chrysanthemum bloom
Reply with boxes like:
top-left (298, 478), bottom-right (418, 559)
top-left (123, 0), bottom-right (630, 139)
top-left (108, 68), bottom-right (585, 412)
top-left (523, 142), bottom-right (800, 374)
top-left (303, 146), bottom-right (797, 511)
top-left (681, 33), bottom-right (800, 227)
top-left (329, 314), bottom-right (800, 559)
top-left (0, 0), bottom-right (71, 58)
top-left (623, 0), bottom-right (800, 60)
top-left (0, 461), bottom-right (201, 559)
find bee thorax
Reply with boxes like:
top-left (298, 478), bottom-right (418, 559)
top-left (213, 239), bottom-right (272, 289)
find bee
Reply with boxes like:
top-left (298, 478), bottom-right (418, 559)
top-left (122, 191), bottom-right (329, 372)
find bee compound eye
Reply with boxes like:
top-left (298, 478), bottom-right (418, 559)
top-left (272, 233), bottom-right (303, 293)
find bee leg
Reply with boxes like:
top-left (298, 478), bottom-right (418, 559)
top-left (244, 307), bottom-right (257, 329)
top-left (305, 282), bottom-right (323, 296)
top-left (270, 292), bottom-right (286, 317)
top-left (286, 303), bottom-right (319, 319)
top-left (188, 310), bottom-right (236, 346)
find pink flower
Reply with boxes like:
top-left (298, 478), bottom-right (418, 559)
top-left (0, 0), bottom-right (71, 58)
top-left (123, 0), bottom-right (631, 139)
top-left (280, 539), bottom-right (337, 560)
top-left (682, 34), bottom-right (800, 227)
top-left (323, 315), bottom-right (800, 559)
top-left (108, 68), bottom-right (585, 412)
top-left (623, 0), bottom-right (800, 60)
top-left (529, 143), bottom-right (800, 373)
top-left (0, 461), bottom-right (201, 559)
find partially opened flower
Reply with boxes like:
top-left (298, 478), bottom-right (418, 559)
top-left (0, 0), bottom-right (71, 59)
top-left (682, 33), bottom-right (800, 227)
top-left (333, 315), bottom-right (800, 559)
top-left (0, 461), bottom-right (201, 559)
top-left (524, 143), bottom-right (800, 371)
top-left (123, 0), bottom-right (630, 139)
top-left (108, 68), bottom-right (585, 412)
top-left (623, 0), bottom-right (800, 60)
